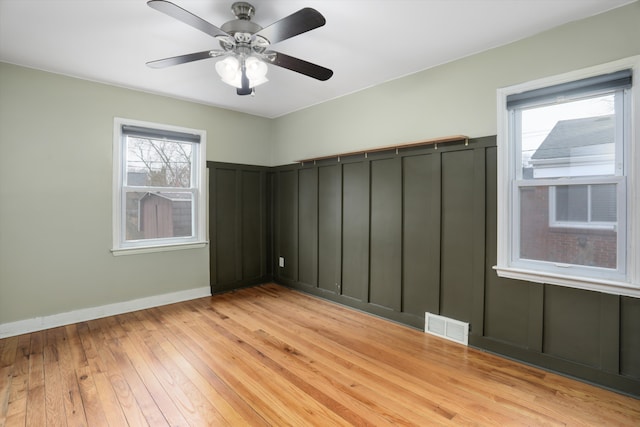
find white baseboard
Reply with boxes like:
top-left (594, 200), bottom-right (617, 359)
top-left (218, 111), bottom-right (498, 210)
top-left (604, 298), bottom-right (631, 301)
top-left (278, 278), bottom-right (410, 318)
top-left (0, 286), bottom-right (211, 339)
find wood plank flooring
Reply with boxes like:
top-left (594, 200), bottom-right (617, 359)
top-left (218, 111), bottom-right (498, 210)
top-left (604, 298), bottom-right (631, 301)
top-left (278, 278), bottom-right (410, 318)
top-left (1, 283), bottom-right (638, 426)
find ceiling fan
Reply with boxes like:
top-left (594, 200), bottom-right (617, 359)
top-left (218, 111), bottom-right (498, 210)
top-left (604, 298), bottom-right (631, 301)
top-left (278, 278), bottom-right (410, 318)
top-left (146, 0), bottom-right (333, 96)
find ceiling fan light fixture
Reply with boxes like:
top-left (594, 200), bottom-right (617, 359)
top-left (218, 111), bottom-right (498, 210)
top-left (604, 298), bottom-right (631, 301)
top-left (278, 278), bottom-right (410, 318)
top-left (215, 56), bottom-right (240, 81)
top-left (216, 55), bottom-right (268, 89)
top-left (245, 56), bottom-right (268, 80)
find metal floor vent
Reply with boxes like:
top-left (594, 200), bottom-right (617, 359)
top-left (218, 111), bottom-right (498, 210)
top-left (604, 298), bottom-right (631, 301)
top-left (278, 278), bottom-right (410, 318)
top-left (425, 313), bottom-right (469, 346)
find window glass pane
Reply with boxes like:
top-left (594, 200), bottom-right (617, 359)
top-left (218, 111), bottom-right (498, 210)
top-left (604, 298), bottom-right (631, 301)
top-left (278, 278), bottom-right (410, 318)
top-left (125, 191), bottom-right (193, 241)
top-left (555, 185), bottom-right (588, 222)
top-left (591, 184), bottom-right (617, 222)
top-left (520, 186), bottom-right (617, 269)
top-left (520, 94), bottom-right (616, 179)
top-left (125, 137), bottom-right (192, 188)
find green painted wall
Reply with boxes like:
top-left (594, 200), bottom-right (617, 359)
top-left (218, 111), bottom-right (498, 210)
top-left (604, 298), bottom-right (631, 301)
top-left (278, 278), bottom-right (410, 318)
top-left (208, 162), bottom-right (269, 292)
top-left (0, 63), bottom-right (271, 325)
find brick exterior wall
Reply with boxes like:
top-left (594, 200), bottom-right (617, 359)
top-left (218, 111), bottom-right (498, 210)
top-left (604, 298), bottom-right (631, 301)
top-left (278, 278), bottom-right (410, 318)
top-left (519, 187), bottom-right (617, 269)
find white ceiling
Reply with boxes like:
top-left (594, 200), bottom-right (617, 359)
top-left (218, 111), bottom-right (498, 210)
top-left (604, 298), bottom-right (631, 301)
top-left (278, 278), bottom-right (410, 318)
top-left (0, 0), bottom-right (635, 118)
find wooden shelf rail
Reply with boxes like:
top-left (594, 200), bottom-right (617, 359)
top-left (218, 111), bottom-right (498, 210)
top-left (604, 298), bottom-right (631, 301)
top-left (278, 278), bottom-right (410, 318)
top-left (297, 134), bottom-right (469, 164)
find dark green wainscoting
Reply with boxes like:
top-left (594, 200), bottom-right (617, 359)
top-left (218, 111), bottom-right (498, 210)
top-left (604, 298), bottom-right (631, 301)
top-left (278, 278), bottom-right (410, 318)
top-left (207, 162), bottom-right (271, 293)
top-left (208, 137), bottom-right (640, 397)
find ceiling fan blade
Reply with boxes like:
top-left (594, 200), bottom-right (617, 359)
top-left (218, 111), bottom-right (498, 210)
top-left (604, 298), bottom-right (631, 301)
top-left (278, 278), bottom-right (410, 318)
top-left (147, 0), bottom-right (229, 39)
top-left (266, 51), bottom-right (333, 81)
top-left (255, 8), bottom-right (326, 45)
top-left (146, 50), bottom-right (222, 68)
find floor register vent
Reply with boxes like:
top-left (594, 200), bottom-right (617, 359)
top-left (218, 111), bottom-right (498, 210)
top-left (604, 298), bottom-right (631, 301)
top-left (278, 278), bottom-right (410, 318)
top-left (425, 313), bottom-right (469, 346)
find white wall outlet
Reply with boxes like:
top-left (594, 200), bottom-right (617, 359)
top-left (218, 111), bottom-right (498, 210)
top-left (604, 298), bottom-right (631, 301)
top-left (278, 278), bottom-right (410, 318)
top-left (279, 256), bottom-right (285, 268)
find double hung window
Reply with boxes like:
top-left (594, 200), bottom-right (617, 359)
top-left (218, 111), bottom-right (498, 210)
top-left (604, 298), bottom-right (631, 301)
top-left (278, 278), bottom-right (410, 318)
top-left (112, 118), bottom-right (207, 254)
top-left (496, 57), bottom-right (640, 296)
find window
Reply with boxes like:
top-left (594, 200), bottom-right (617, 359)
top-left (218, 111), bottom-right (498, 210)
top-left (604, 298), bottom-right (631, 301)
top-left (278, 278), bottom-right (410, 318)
top-left (549, 183), bottom-right (617, 229)
top-left (112, 118), bottom-right (207, 254)
top-left (496, 57), bottom-right (640, 297)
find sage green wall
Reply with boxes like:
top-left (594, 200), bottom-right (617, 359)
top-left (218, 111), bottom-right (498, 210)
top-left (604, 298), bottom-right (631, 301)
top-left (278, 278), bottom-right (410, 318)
top-left (270, 2), bottom-right (640, 165)
top-left (0, 62), bottom-right (271, 324)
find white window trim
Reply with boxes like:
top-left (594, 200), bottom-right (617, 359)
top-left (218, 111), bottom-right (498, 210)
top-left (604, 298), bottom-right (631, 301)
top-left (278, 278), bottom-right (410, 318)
top-left (495, 56), bottom-right (640, 298)
top-left (112, 117), bottom-right (208, 255)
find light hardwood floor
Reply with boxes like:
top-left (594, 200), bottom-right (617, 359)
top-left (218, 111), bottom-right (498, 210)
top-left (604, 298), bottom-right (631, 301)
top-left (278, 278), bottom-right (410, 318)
top-left (1, 283), bottom-right (638, 426)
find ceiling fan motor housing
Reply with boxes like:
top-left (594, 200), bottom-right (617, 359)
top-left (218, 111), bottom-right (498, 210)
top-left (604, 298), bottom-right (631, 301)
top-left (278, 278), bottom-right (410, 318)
top-left (221, 2), bottom-right (262, 35)
top-left (221, 19), bottom-right (262, 35)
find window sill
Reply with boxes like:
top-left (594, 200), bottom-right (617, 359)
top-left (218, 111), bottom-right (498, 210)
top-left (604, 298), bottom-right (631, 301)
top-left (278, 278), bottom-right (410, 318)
top-left (548, 223), bottom-right (616, 232)
top-left (493, 265), bottom-right (640, 298)
top-left (111, 241), bottom-right (208, 256)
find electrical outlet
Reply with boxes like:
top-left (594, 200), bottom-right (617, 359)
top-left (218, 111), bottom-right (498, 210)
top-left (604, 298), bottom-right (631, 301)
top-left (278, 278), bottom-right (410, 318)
top-left (279, 257), bottom-right (285, 268)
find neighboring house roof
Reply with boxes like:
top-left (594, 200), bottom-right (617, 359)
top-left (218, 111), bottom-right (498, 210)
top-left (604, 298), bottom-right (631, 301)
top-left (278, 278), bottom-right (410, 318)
top-left (531, 115), bottom-right (614, 161)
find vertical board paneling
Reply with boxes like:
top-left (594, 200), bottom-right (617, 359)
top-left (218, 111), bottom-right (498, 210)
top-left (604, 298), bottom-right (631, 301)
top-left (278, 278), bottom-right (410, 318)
top-left (277, 170), bottom-right (298, 281)
top-left (254, 137), bottom-right (638, 396)
top-left (599, 294), bottom-right (620, 374)
top-left (543, 285), bottom-right (601, 368)
top-left (318, 165), bottom-right (341, 292)
top-left (470, 148), bottom-right (486, 334)
top-left (298, 168), bottom-right (318, 287)
top-left (439, 150), bottom-right (475, 323)
top-left (241, 170), bottom-right (263, 281)
top-left (483, 147), bottom-right (534, 348)
top-left (403, 154), bottom-right (439, 316)
top-left (209, 162), bottom-right (269, 292)
top-left (266, 172), bottom-right (274, 279)
top-left (620, 296), bottom-right (640, 379)
top-left (370, 158), bottom-right (402, 311)
top-left (341, 161), bottom-right (369, 300)
top-left (214, 168), bottom-right (239, 287)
